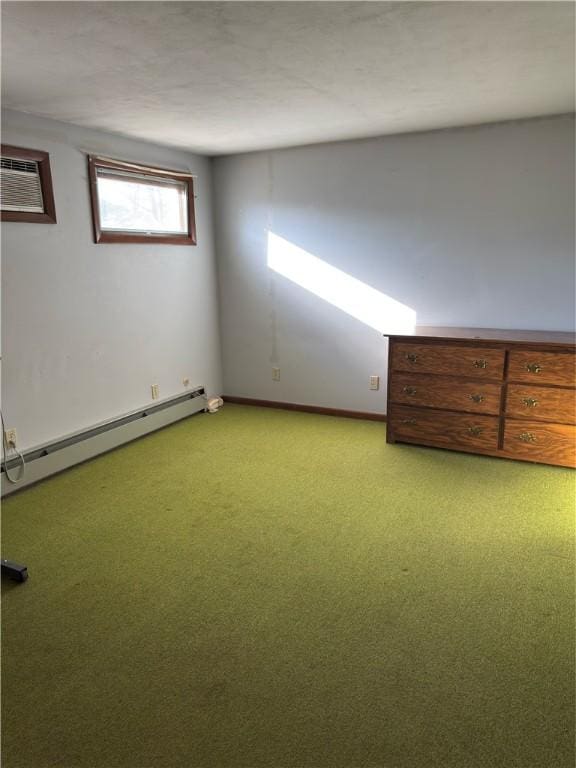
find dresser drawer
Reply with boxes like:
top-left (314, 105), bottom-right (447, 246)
top-left (508, 350), bottom-right (576, 387)
top-left (502, 420), bottom-right (576, 468)
top-left (389, 405), bottom-right (499, 451)
top-left (505, 385), bottom-right (576, 425)
top-left (391, 343), bottom-right (505, 379)
top-left (390, 374), bottom-right (502, 415)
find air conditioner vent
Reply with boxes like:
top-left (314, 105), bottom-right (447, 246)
top-left (0, 156), bottom-right (44, 212)
top-left (1, 157), bottom-right (37, 173)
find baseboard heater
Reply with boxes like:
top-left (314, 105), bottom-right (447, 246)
top-left (1, 387), bottom-right (207, 496)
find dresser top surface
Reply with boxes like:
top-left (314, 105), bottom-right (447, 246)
top-left (386, 326), bottom-right (575, 347)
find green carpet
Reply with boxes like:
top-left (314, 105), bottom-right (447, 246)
top-left (2, 405), bottom-right (574, 768)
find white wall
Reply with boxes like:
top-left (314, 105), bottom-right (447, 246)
top-left (214, 115), bottom-right (575, 414)
top-left (1, 110), bottom-right (222, 451)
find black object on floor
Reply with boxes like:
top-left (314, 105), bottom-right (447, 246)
top-left (1, 559), bottom-right (28, 582)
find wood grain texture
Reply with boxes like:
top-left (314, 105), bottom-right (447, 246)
top-left (389, 405), bottom-right (499, 451)
top-left (390, 373), bottom-right (502, 415)
top-left (505, 385), bottom-right (576, 425)
top-left (385, 331), bottom-right (576, 468)
top-left (387, 327), bottom-right (576, 346)
top-left (508, 350), bottom-right (576, 387)
top-left (391, 343), bottom-right (505, 379)
top-left (502, 420), bottom-right (576, 468)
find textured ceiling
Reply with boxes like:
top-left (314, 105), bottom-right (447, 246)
top-left (2, 1), bottom-right (574, 155)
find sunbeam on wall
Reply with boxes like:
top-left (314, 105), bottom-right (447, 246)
top-left (267, 232), bottom-right (416, 333)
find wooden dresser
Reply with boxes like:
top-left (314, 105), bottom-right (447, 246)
top-left (386, 328), bottom-right (576, 468)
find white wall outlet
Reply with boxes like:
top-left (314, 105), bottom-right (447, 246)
top-left (183, 377), bottom-right (190, 387)
top-left (272, 367), bottom-right (281, 381)
top-left (151, 384), bottom-right (160, 400)
top-left (369, 375), bottom-right (380, 391)
top-left (4, 428), bottom-right (17, 447)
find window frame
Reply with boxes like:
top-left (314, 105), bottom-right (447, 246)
top-left (1, 144), bottom-right (57, 224)
top-left (87, 155), bottom-right (197, 245)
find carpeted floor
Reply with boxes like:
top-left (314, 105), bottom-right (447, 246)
top-left (1, 404), bottom-right (575, 768)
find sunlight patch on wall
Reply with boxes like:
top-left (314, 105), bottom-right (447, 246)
top-left (267, 232), bottom-right (416, 333)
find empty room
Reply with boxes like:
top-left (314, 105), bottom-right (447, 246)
top-left (1, 2), bottom-right (575, 767)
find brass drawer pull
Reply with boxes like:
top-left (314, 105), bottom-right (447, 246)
top-left (405, 353), bottom-right (418, 364)
top-left (518, 432), bottom-right (537, 443)
top-left (467, 426), bottom-right (483, 436)
top-left (400, 418), bottom-right (417, 425)
top-left (402, 386), bottom-right (417, 396)
top-left (473, 359), bottom-right (488, 369)
top-left (525, 363), bottom-right (541, 374)
top-left (522, 397), bottom-right (539, 408)
top-left (469, 393), bottom-right (484, 403)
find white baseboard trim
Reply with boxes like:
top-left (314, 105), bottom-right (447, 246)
top-left (1, 388), bottom-right (207, 496)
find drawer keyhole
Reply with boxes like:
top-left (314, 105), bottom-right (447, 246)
top-left (467, 426), bottom-right (483, 436)
top-left (469, 393), bottom-right (484, 403)
top-left (405, 353), bottom-right (418, 364)
top-left (403, 386), bottom-right (417, 396)
top-left (473, 359), bottom-right (488, 369)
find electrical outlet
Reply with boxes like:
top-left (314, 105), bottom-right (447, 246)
top-left (183, 377), bottom-right (190, 387)
top-left (4, 428), bottom-right (17, 447)
top-left (369, 375), bottom-right (380, 391)
top-left (151, 384), bottom-right (160, 400)
top-left (272, 367), bottom-right (281, 381)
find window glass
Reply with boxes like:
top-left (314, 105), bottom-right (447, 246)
top-left (88, 157), bottom-right (196, 245)
top-left (97, 173), bottom-right (188, 234)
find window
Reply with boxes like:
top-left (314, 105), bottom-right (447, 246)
top-left (88, 156), bottom-right (196, 245)
top-left (1, 144), bottom-right (57, 223)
